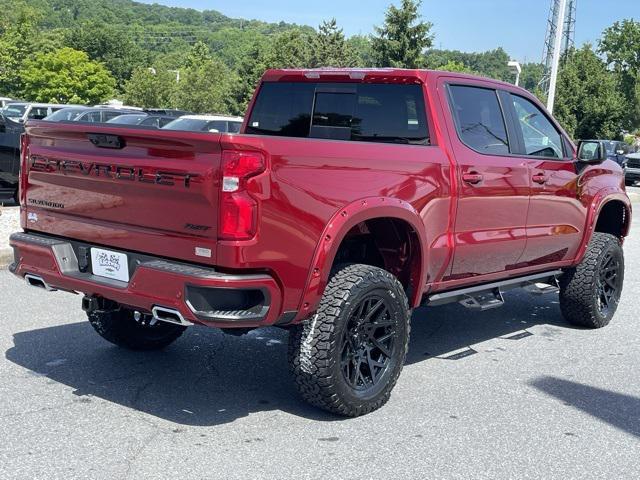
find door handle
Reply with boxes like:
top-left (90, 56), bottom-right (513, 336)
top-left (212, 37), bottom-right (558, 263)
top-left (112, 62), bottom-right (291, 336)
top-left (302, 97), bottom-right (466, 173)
top-left (532, 172), bottom-right (548, 184)
top-left (462, 172), bottom-right (483, 184)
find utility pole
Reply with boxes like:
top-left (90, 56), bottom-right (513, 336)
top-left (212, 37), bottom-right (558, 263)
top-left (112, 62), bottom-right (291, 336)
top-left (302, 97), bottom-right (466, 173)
top-left (546, 0), bottom-right (567, 113)
top-left (541, 0), bottom-right (576, 113)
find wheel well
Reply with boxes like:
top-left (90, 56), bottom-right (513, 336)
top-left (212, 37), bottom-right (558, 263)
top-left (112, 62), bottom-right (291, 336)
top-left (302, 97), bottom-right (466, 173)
top-left (595, 201), bottom-right (629, 238)
top-left (331, 218), bottom-right (422, 300)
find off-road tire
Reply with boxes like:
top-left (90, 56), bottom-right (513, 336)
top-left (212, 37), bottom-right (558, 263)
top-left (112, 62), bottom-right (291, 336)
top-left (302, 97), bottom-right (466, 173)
top-left (288, 264), bottom-right (410, 417)
top-left (559, 232), bottom-right (624, 328)
top-left (88, 308), bottom-right (187, 350)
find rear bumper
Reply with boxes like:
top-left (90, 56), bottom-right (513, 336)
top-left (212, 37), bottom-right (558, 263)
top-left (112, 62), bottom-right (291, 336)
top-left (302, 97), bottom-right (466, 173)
top-left (9, 232), bottom-right (287, 328)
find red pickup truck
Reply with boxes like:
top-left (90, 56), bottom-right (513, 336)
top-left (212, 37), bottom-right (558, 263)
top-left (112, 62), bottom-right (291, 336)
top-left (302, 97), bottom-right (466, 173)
top-left (10, 69), bottom-right (631, 416)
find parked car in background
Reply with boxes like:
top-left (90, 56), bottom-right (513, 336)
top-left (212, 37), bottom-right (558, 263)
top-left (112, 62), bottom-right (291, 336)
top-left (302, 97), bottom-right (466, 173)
top-left (2, 103), bottom-right (73, 123)
top-left (162, 114), bottom-right (243, 133)
top-left (43, 107), bottom-right (90, 122)
top-left (602, 140), bottom-right (629, 169)
top-left (0, 111), bottom-right (22, 202)
top-left (94, 103), bottom-right (143, 111)
top-left (144, 109), bottom-right (191, 118)
top-left (107, 114), bottom-right (175, 128)
top-left (625, 152), bottom-right (640, 186)
top-left (44, 107), bottom-right (143, 123)
top-left (0, 97), bottom-right (14, 109)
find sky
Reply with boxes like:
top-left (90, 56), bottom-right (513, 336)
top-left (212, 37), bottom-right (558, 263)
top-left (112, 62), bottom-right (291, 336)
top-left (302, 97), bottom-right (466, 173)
top-left (138, 0), bottom-right (637, 62)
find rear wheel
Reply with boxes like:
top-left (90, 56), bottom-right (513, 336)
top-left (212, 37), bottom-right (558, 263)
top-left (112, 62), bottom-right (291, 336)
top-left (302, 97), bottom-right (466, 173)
top-left (559, 232), bottom-right (624, 328)
top-left (88, 308), bottom-right (187, 350)
top-left (288, 264), bottom-right (410, 417)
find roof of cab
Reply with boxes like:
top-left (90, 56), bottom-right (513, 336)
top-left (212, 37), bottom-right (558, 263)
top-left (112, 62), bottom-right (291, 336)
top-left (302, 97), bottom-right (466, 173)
top-left (260, 68), bottom-right (522, 91)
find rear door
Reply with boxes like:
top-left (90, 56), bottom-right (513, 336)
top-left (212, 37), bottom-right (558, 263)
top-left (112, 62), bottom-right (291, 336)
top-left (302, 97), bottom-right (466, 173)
top-left (443, 82), bottom-right (530, 279)
top-left (505, 93), bottom-right (583, 266)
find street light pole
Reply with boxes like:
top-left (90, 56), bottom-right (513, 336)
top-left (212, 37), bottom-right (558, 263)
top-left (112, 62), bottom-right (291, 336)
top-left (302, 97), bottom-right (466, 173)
top-left (546, 0), bottom-right (567, 114)
top-left (508, 61), bottom-right (522, 87)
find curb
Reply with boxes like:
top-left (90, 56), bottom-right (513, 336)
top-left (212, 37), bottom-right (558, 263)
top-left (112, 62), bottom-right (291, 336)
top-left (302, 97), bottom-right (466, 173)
top-left (0, 247), bottom-right (13, 269)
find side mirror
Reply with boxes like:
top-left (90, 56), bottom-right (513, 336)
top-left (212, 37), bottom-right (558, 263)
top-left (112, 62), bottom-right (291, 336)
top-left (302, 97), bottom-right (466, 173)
top-left (577, 140), bottom-right (606, 164)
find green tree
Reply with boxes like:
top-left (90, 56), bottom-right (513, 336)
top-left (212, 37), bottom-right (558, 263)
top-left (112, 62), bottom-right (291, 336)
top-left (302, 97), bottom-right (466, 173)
top-left (232, 39), bottom-right (271, 114)
top-left (65, 22), bottom-right (148, 90)
top-left (123, 67), bottom-right (178, 108)
top-left (0, 2), bottom-right (47, 96)
top-left (425, 48), bottom-right (512, 81)
top-left (371, 0), bottom-right (434, 68)
top-left (311, 18), bottom-right (354, 68)
top-left (520, 62), bottom-right (545, 93)
top-left (347, 35), bottom-right (375, 67)
top-left (554, 45), bottom-right (624, 140)
top-left (434, 60), bottom-right (474, 74)
top-left (266, 29), bottom-right (313, 68)
top-left (174, 43), bottom-right (235, 114)
top-left (599, 19), bottom-right (640, 130)
top-left (20, 47), bottom-right (115, 104)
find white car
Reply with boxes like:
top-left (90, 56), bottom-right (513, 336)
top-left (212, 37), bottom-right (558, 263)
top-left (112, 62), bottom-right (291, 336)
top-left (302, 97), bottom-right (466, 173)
top-left (162, 114), bottom-right (244, 133)
top-left (0, 97), bottom-right (14, 109)
top-left (2, 102), bottom-right (81, 123)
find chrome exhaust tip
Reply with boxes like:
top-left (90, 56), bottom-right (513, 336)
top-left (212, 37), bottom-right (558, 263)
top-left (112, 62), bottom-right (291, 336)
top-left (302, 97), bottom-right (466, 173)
top-left (24, 274), bottom-right (56, 292)
top-left (151, 305), bottom-right (192, 326)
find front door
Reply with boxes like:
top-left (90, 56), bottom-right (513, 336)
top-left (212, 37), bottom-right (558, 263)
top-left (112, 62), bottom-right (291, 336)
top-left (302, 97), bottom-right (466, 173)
top-left (444, 83), bottom-right (530, 280)
top-left (506, 93), bottom-right (583, 267)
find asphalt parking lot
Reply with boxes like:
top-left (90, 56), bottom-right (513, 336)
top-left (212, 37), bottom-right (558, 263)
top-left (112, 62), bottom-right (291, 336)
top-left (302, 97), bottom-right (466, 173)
top-left (0, 206), bottom-right (639, 479)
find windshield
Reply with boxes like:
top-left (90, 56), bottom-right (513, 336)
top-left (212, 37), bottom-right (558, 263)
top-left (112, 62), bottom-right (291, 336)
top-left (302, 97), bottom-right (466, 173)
top-left (163, 118), bottom-right (229, 132)
top-left (3, 104), bottom-right (27, 118)
top-left (107, 114), bottom-right (148, 124)
top-left (45, 108), bottom-right (87, 121)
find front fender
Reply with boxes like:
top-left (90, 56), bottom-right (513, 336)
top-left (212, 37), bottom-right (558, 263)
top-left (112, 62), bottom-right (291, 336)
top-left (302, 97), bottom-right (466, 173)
top-left (294, 197), bottom-right (427, 321)
top-left (574, 188), bottom-right (632, 263)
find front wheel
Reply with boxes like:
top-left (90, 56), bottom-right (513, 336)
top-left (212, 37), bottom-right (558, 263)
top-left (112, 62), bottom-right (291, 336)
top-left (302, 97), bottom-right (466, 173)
top-left (559, 232), bottom-right (624, 328)
top-left (288, 264), bottom-right (410, 417)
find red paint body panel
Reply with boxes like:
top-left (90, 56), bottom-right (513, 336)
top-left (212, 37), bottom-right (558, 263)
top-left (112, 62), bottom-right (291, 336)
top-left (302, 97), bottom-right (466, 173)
top-left (12, 69), bottom-right (631, 327)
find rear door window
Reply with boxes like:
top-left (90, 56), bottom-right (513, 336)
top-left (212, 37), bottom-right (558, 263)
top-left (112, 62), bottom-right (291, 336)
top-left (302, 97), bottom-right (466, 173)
top-left (247, 82), bottom-right (429, 145)
top-left (448, 85), bottom-right (510, 155)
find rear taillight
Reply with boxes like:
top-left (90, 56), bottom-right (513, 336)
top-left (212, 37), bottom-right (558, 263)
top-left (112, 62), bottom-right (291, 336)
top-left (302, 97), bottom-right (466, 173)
top-left (219, 150), bottom-right (265, 240)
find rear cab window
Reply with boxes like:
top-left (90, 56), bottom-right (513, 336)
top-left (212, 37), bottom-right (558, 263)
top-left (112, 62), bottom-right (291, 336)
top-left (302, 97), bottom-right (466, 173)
top-left (447, 85), bottom-right (510, 155)
top-left (247, 82), bottom-right (430, 145)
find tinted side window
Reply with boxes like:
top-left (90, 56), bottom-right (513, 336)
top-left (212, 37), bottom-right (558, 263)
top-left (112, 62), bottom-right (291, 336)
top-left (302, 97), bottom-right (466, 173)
top-left (248, 82), bottom-right (429, 145)
top-left (102, 111), bottom-right (122, 122)
top-left (247, 82), bottom-right (315, 137)
top-left (448, 85), bottom-right (509, 155)
top-left (140, 117), bottom-right (159, 127)
top-left (79, 111), bottom-right (102, 123)
top-left (511, 95), bottom-right (564, 159)
top-left (28, 107), bottom-right (49, 120)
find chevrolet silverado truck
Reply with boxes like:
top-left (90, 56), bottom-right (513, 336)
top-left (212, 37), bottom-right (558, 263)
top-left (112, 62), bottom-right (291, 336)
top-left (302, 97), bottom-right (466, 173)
top-left (9, 69), bottom-right (631, 416)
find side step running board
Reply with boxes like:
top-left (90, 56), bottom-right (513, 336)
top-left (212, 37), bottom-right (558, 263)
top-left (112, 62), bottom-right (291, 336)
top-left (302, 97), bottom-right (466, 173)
top-left (426, 270), bottom-right (563, 310)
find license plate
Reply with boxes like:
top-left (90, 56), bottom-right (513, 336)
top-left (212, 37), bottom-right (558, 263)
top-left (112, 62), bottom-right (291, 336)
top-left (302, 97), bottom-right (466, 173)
top-left (91, 248), bottom-right (129, 282)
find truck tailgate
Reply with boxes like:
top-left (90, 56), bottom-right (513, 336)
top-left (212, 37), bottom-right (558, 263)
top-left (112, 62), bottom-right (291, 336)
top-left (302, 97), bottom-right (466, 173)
top-left (22, 122), bottom-right (223, 264)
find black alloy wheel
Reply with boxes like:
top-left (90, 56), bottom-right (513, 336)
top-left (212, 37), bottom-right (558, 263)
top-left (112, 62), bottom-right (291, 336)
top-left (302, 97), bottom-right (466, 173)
top-left (340, 295), bottom-right (397, 392)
